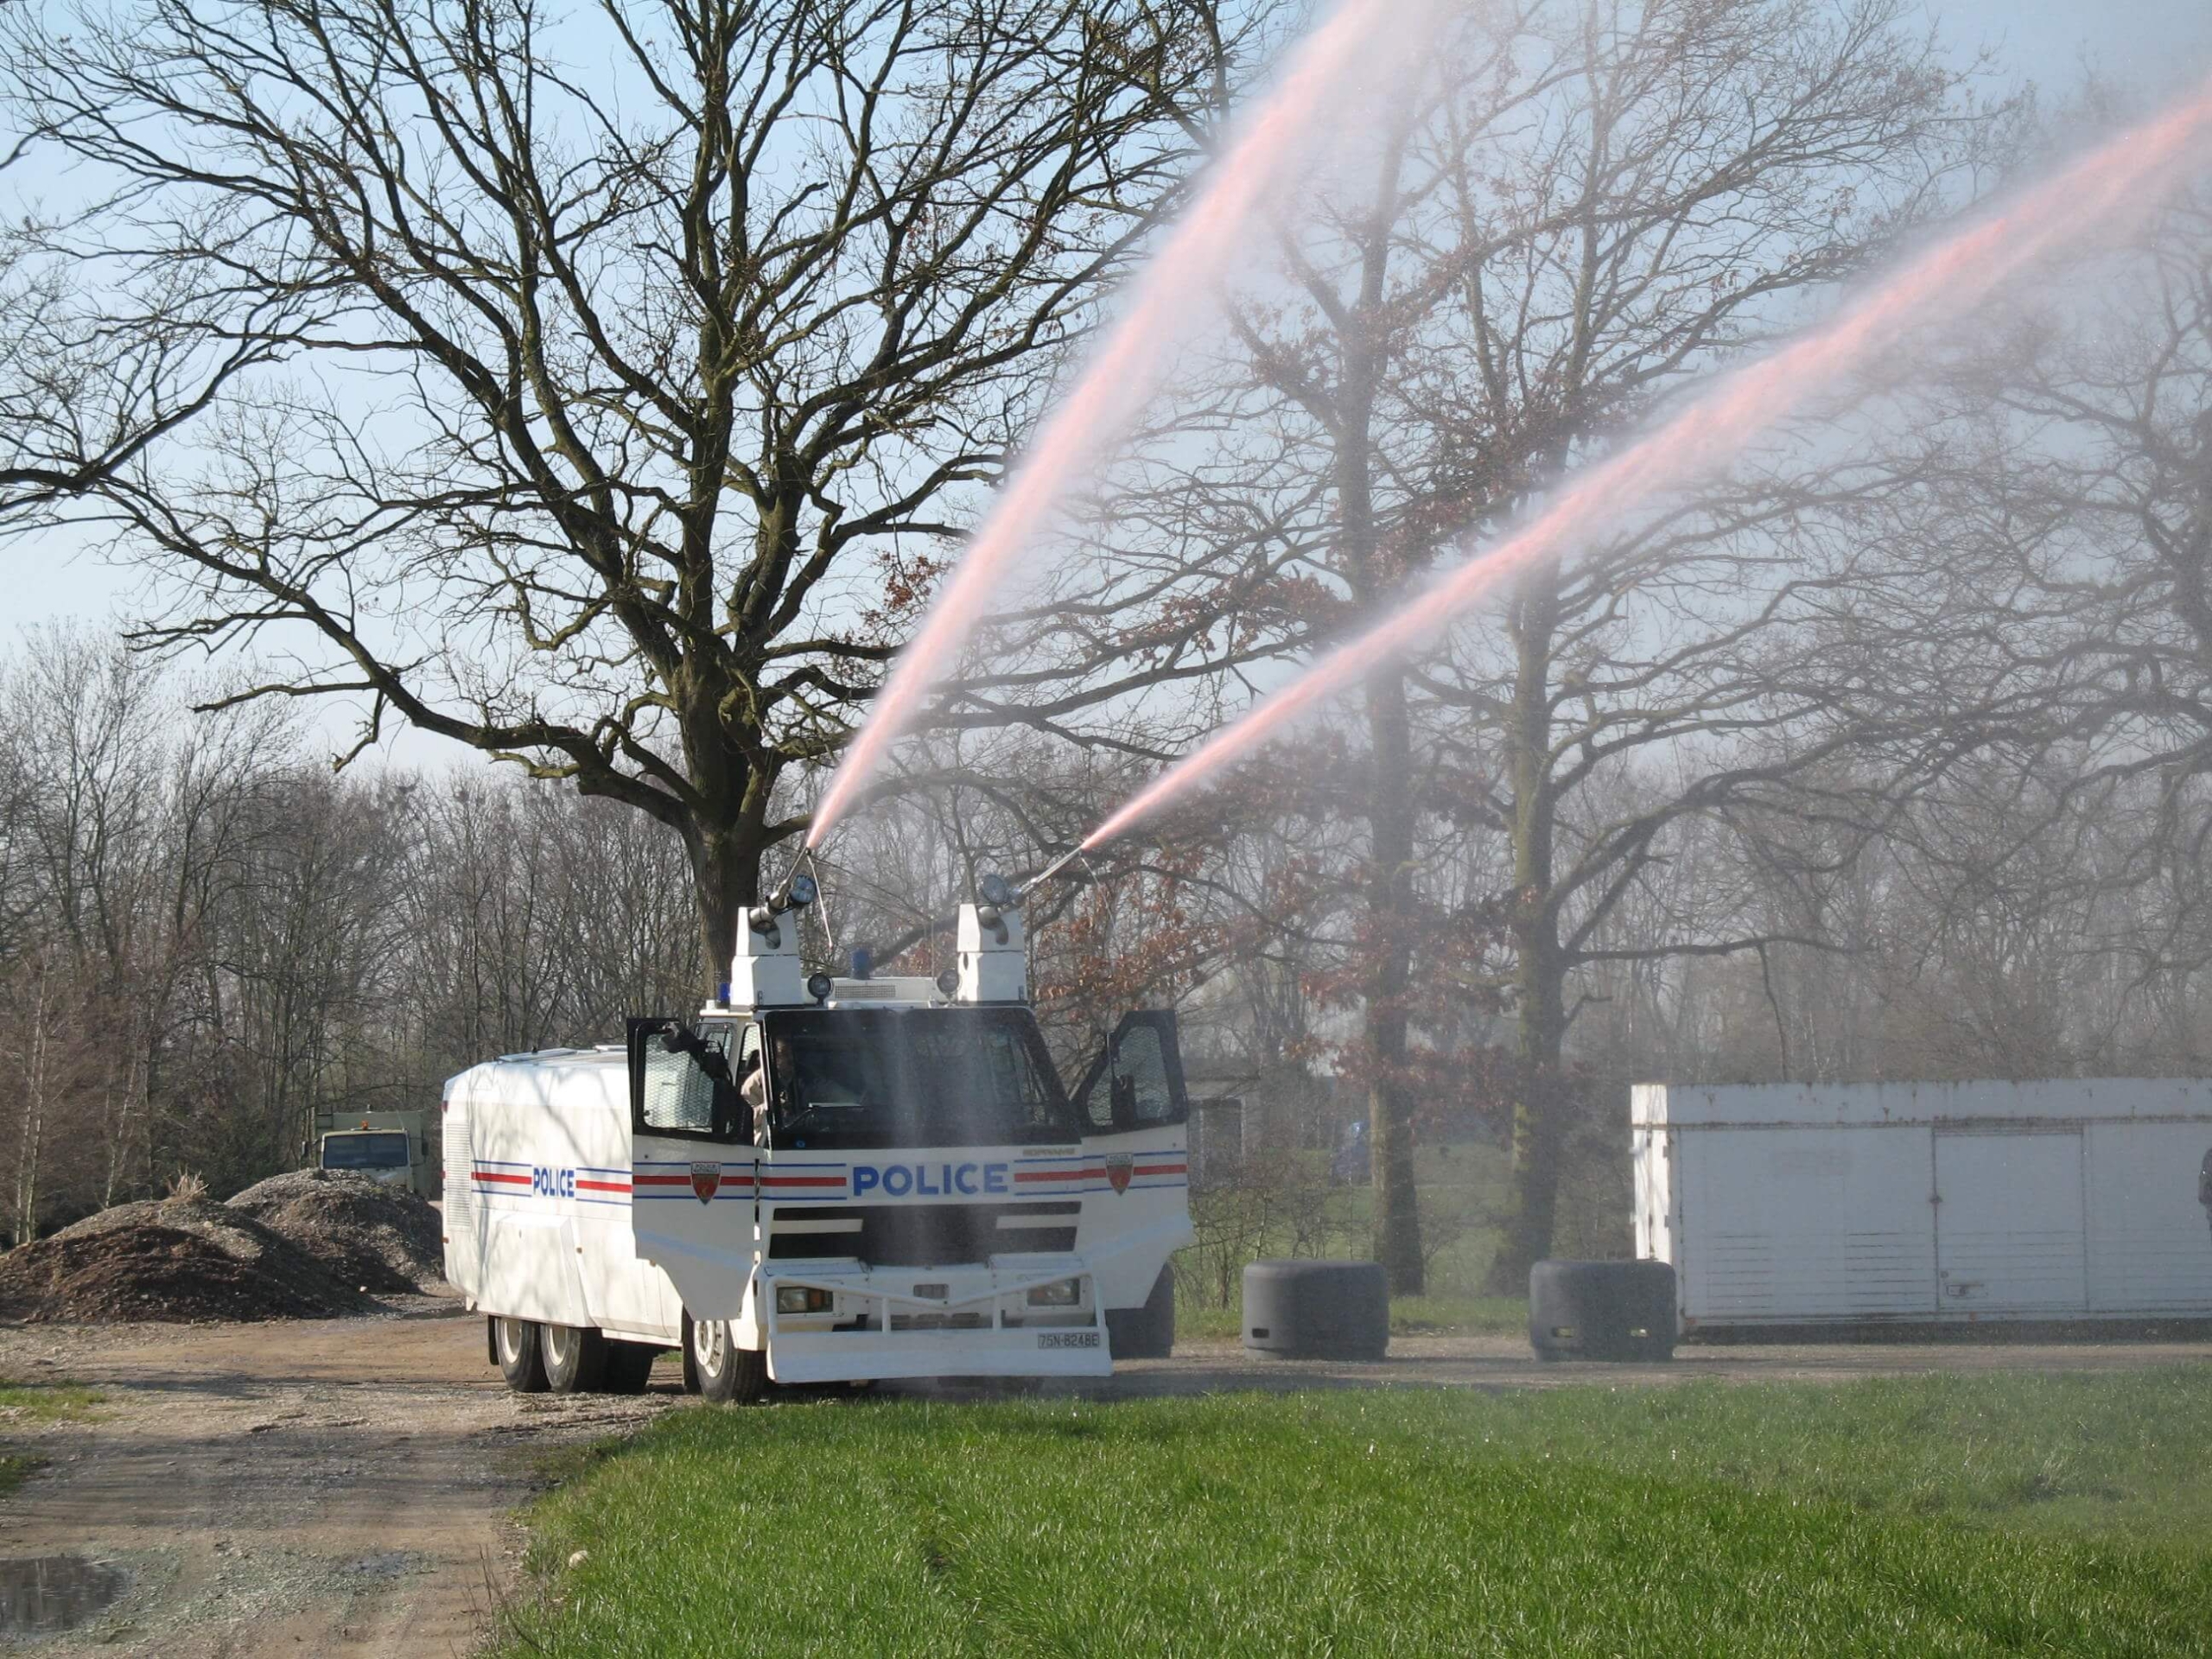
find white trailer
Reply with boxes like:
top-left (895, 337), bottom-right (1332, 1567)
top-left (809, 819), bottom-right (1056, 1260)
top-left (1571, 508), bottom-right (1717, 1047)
top-left (1633, 1081), bottom-right (2212, 1332)
top-left (443, 883), bottom-right (1193, 1397)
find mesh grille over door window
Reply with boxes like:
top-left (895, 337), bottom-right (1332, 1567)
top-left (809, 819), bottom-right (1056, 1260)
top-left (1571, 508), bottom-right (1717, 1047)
top-left (636, 1022), bottom-right (739, 1138)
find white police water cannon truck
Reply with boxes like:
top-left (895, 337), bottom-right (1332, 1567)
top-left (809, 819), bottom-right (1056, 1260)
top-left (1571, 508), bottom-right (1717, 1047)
top-left (441, 872), bottom-right (1192, 1400)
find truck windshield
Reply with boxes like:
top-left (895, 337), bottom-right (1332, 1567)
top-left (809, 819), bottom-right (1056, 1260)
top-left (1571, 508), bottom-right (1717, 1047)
top-left (761, 1007), bottom-right (1078, 1149)
top-left (322, 1132), bottom-right (410, 1170)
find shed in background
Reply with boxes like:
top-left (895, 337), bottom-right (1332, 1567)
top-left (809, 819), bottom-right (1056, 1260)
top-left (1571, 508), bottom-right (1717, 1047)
top-left (1633, 1081), bottom-right (2212, 1332)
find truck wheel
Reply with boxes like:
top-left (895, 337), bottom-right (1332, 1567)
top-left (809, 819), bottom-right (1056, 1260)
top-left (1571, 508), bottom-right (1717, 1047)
top-left (540, 1324), bottom-right (608, 1394)
top-left (1104, 1265), bottom-right (1176, 1359)
top-left (601, 1341), bottom-right (661, 1395)
top-left (493, 1316), bottom-right (549, 1393)
top-left (686, 1313), bottom-right (768, 1404)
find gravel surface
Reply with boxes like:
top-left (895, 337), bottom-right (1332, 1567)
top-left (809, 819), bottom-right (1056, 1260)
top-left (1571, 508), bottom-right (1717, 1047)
top-left (0, 1294), bottom-right (679, 1656)
top-left (0, 1200), bottom-right (380, 1325)
top-left (226, 1173), bottom-right (444, 1297)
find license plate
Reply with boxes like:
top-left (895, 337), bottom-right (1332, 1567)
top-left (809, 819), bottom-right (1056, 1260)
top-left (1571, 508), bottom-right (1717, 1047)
top-left (1037, 1332), bottom-right (1099, 1350)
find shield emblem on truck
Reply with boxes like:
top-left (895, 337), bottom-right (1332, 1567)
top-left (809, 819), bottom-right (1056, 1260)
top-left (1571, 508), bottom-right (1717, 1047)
top-left (1104, 1154), bottom-right (1134, 1195)
top-left (690, 1161), bottom-right (721, 1204)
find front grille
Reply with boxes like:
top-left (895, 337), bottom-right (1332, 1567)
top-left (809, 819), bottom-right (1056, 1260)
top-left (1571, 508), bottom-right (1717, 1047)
top-left (889, 1312), bottom-right (992, 1332)
top-left (767, 1202), bottom-right (1078, 1266)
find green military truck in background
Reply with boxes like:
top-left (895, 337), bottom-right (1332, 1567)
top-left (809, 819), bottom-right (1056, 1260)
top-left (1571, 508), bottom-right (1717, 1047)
top-left (311, 1109), bottom-right (442, 1198)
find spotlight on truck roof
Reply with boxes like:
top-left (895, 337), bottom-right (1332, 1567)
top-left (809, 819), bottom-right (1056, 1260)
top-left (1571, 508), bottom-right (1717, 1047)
top-left (807, 972), bottom-right (833, 1004)
top-left (977, 871), bottom-right (1014, 908)
top-left (936, 969), bottom-right (958, 998)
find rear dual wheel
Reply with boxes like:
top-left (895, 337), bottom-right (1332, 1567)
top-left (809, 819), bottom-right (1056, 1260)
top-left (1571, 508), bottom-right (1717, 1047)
top-left (493, 1317), bottom-right (663, 1394)
top-left (541, 1323), bottom-right (607, 1394)
top-left (602, 1340), bottom-right (660, 1395)
top-left (493, 1316), bottom-right (548, 1393)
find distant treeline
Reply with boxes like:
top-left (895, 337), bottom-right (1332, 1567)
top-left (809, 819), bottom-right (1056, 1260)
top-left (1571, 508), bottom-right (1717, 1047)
top-left (7, 626), bottom-right (2210, 1246)
top-left (0, 630), bottom-right (705, 1241)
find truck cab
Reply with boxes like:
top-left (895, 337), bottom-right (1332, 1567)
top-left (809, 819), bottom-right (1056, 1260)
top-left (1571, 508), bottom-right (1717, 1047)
top-left (312, 1109), bottom-right (441, 1198)
top-left (317, 1127), bottom-right (416, 1188)
top-left (626, 889), bottom-right (1191, 1396)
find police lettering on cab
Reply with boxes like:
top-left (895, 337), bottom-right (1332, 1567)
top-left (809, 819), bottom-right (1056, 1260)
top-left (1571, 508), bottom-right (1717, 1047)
top-left (850, 1161), bottom-right (1010, 1198)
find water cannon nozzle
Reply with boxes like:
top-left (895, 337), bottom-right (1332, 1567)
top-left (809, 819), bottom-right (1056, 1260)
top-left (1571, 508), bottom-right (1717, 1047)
top-left (1019, 847), bottom-right (1086, 899)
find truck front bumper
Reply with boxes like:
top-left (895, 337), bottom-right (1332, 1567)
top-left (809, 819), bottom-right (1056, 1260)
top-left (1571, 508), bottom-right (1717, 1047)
top-left (756, 1261), bottom-right (1111, 1383)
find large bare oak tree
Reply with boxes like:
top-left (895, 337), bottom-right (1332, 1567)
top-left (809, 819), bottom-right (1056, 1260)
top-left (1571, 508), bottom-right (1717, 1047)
top-left (0, 0), bottom-right (1283, 972)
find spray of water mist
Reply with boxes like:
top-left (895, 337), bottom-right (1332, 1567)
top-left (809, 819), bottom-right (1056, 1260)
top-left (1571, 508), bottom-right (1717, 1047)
top-left (806, 0), bottom-right (1446, 849)
top-left (1079, 80), bottom-right (2212, 855)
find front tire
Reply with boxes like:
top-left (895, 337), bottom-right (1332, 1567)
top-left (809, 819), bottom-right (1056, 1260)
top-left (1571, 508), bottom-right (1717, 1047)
top-left (685, 1312), bottom-right (768, 1404)
top-left (541, 1324), bottom-right (608, 1394)
top-left (1105, 1266), bottom-right (1176, 1360)
top-left (493, 1316), bottom-right (549, 1393)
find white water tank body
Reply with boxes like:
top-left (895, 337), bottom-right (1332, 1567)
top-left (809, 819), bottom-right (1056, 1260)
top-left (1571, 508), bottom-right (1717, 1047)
top-left (1632, 1081), bottom-right (2212, 1331)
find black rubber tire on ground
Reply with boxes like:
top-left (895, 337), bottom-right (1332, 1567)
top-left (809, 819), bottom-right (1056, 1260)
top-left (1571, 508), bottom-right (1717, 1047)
top-left (684, 1312), bottom-right (769, 1404)
top-left (601, 1341), bottom-right (661, 1395)
top-left (493, 1315), bottom-right (549, 1393)
top-left (540, 1323), bottom-right (608, 1394)
top-left (1528, 1260), bottom-right (1678, 1363)
top-left (1241, 1260), bottom-right (1389, 1360)
top-left (1104, 1265), bottom-right (1176, 1359)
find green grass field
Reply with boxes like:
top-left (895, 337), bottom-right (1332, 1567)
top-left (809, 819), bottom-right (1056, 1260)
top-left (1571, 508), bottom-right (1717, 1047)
top-left (499, 1369), bottom-right (2212, 1656)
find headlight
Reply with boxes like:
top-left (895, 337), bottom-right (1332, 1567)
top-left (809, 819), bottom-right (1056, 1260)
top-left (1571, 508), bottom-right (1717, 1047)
top-left (776, 1286), bottom-right (831, 1313)
top-left (1026, 1278), bottom-right (1081, 1307)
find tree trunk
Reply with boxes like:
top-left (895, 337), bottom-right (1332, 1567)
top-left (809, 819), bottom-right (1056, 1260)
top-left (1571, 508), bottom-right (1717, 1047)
top-left (14, 960), bottom-right (52, 1245)
top-left (1486, 574), bottom-right (1567, 1294)
top-left (686, 819), bottom-right (765, 996)
top-left (1364, 666), bottom-right (1424, 1294)
top-left (1491, 920), bottom-right (1568, 1291)
top-left (1331, 213), bottom-right (1423, 1294)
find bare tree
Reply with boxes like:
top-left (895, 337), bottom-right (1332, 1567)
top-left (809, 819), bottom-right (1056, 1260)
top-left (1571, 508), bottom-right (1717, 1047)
top-left (1179, 0), bottom-right (2011, 1288)
top-left (0, 0), bottom-right (1292, 976)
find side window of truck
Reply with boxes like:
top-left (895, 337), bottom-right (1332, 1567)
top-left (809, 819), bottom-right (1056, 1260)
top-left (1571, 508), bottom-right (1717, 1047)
top-left (1072, 1012), bottom-right (1189, 1133)
top-left (639, 1024), bottom-right (734, 1135)
top-left (1112, 1023), bottom-right (1178, 1127)
top-left (739, 1023), bottom-right (761, 1096)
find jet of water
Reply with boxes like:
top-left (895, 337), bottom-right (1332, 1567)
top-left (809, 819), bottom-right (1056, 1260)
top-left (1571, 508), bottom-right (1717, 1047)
top-left (806, 0), bottom-right (1447, 849)
top-left (1079, 81), bottom-right (2212, 853)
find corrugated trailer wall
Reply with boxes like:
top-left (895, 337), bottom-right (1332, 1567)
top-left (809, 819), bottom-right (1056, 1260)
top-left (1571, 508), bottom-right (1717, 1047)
top-left (1632, 1082), bottom-right (2212, 1331)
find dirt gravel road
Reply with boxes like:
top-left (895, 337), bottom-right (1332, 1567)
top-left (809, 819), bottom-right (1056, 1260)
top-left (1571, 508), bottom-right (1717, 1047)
top-left (0, 1294), bottom-right (677, 1656)
top-left (2, 1300), bottom-right (2205, 1654)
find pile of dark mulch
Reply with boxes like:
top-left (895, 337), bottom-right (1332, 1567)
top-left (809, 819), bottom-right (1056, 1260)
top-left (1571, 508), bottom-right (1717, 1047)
top-left (226, 1169), bottom-right (445, 1296)
top-left (0, 1198), bottom-right (384, 1324)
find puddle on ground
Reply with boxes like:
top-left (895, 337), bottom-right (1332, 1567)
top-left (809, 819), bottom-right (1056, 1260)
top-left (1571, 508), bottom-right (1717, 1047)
top-left (0, 1554), bottom-right (128, 1636)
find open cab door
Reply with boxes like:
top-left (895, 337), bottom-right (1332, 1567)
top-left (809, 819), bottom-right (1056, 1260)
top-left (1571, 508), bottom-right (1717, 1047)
top-left (1070, 1012), bottom-right (1193, 1356)
top-left (626, 1014), bottom-right (760, 1319)
top-left (1071, 1011), bottom-right (1192, 1135)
